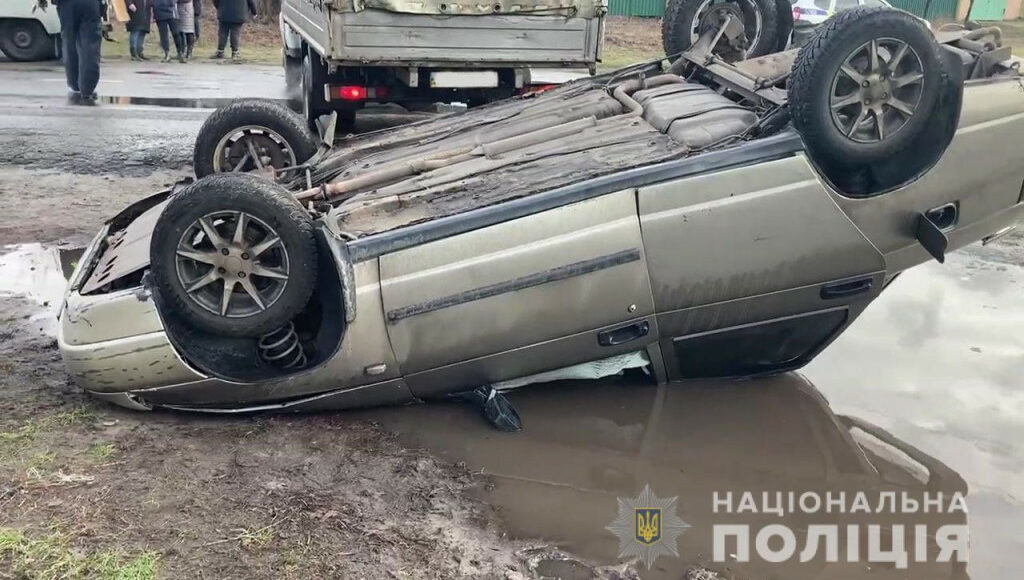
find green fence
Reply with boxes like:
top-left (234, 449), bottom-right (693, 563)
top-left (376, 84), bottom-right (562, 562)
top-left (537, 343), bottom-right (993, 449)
top-left (607, 0), bottom-right (665, 17)
top-left (886, 0), bottom-right (959, 19)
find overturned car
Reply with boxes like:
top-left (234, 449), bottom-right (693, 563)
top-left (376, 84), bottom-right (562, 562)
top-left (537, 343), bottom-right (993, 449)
top-left (59, 8), bottom-right (1024, 412)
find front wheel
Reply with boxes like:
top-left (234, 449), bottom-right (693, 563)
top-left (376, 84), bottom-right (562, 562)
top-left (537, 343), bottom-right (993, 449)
top-left (0, 20), bottom-right (56, 61)
top-left (150, 174), bottom-right (319, 338)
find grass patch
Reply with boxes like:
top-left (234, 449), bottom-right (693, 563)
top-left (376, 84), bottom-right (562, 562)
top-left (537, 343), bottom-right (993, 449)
top-left (0, 528), bottom-right (159, 580)
top-left (600, 44), bottom-right (663, 71)
top-left (235, 524), bottom-right (276, 550)
top-left (0, 407), bottom-right (97, 465)
top-left (88, 442), bottom-right (117, 461)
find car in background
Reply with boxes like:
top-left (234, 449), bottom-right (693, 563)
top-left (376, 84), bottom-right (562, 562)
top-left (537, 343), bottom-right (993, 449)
top-left (0, 0), bottom-right (60, 61)
top-left (791, 0), bottom-right (930, 45)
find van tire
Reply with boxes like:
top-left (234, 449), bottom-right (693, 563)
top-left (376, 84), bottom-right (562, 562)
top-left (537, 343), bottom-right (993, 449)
top-left (0, 20), bottom-right (55, 62)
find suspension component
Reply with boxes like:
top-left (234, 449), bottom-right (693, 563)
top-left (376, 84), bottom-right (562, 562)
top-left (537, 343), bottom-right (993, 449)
top-left (258, 322), bottom-right (307, 369)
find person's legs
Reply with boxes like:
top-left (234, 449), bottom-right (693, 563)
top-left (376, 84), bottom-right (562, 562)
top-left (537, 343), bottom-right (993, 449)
top-left (229, 23), bottom-right (241, 58)
top-left (215, 20), bottom-right (229, 56)
top-left (170, 20), bottom-right (185, 62)
top-left (157, 20), bottom-right (170, 59)
top-left (185, 33), bottom-right (195, 59)
top-left (57, 0), bottom-right (80, 95)
top-left (137, 31), bottom-right (149, 59)
top-left (129, 31), bottom-right (140, 58)
top-left (75, 0), bottom-right (102, 99)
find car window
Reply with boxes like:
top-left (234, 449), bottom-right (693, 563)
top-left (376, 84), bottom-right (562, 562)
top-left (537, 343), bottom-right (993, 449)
top-left (860, 0), bottom-right (887, 5)
top-left (813, 0), bottom-right (832, 9)
top-left (836, 0), bottom-right (858, 9)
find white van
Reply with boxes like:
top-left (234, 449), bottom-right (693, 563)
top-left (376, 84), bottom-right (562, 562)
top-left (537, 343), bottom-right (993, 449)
top-left (0, 0), bottom-right (61, 61)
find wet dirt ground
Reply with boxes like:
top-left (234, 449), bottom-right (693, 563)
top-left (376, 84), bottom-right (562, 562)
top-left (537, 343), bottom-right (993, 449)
top-left (1, 63), bottom-right (1022, 578)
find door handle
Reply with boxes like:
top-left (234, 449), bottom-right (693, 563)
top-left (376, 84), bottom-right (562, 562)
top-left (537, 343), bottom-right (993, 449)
top-left (598, 320), bottom-right (650, 347)
top-left (925, 202), bottom-right (959, 231)
top-left (820, 277), bottom-right (873, 300)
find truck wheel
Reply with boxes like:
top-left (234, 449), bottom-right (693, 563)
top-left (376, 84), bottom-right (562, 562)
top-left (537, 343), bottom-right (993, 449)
top-left (150, 173), bottom-right (318, 338)
top-left (302, 51), bottom-right (330, 132)
top-left (789, 7), bottom-right (942, 166)
top-left (284, 51), bottom-right (302, 89)
top-left (0, 20), bottom-right (55, 61)
top-left (193, 100), bottom-right (317, 179)
top-left (662, 0), bottom-right (778, 62)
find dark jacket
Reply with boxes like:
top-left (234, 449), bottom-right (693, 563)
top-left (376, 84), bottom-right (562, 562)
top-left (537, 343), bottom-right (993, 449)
top-left (125, 0), bottom-right (151, 32)
top-left (213, 0), bottom-right (256, 24)
top-left (193, 0), bottom-right (201, 16)
top-left (152, 0), bottom-right (178, 21)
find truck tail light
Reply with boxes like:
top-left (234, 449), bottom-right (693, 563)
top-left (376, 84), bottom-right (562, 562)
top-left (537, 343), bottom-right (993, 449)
top-left (327, 85), bottom-right (388, 101)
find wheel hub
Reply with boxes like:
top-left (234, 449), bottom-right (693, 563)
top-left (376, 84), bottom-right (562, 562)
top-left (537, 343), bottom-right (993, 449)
top-left (214, 126), bottom-right (296, 173)
top-left (175, 211), bottom-right (290, 318)
top-left (13, 31), bottom-right (31, 49)
top-left (829, 38), bottom-right (925, 144)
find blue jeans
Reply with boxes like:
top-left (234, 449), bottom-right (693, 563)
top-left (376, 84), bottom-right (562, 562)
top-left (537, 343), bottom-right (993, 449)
top-left (56, 0), bottom-right (102, 96)
top-left (129, 30), bottom-right (147, 57)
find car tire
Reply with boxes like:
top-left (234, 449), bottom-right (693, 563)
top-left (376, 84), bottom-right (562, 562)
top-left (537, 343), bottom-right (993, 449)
top-left (662, 0), bottom-right (779, 62)
top-left (302, 50), bottom-right (330, 133)
top-left (788, 6), bottom-right (943, 166)
top-left (0, 20), bottom-right (55, 62)
top-left (192, 99), bottom-right (317, 179)
top-left (150, 173), bottom-right (318, 338)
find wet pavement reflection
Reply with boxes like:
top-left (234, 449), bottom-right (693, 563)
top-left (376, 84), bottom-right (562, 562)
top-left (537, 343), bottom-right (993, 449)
top-left (363, 250), bottom-right (1023, 579)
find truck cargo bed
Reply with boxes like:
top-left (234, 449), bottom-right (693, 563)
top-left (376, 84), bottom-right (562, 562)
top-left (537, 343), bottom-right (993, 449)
top-left (328, 10), bottom-right (601, 66)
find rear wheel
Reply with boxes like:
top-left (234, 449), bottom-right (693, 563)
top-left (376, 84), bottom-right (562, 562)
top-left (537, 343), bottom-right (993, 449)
top-left (662, 0), bottom-right (778, 62)
top-left (193, 100), bottom-right (317, 178)
top-left (0, 20), bottom-right (55, 61)
top-left (284, 51), bottom-right (302, 89)
top-left (150, 174), bottom-right (318, 338)
top-left (789, 6), bottom-right (942, 166)
top-left (302, 50), bottom-right (330, 133)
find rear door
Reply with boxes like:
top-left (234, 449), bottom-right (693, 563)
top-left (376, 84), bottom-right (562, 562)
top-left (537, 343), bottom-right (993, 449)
top-left (379, 189), bottom-right (657, 398)
top-left (638, 155), bottom-right (886, 380)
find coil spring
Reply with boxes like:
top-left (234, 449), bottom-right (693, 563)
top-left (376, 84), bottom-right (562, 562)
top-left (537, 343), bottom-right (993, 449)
top-left (258, 322), bottom-right (307, 369)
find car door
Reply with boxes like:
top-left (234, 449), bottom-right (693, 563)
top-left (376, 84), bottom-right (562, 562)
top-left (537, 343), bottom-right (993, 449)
top-left (637, 154), bottom-right (887, 380)
top-left (378, 189), bottom-right (657, 398)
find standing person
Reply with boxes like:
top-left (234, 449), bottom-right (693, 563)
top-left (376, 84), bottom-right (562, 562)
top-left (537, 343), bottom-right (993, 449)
top-left (212, 0), bottom-right (256, 62)
top-left (176, 0), bottom-right (195, 59)
top-left (126, 0), bottom-right (151, 61)
top-left (152, 0), bottom-right (185, 63)
top-left (36, 0), bottom-right (103, 105)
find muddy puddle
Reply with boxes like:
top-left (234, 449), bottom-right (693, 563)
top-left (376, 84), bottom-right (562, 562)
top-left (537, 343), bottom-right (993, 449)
top-left (2, 237), bottom-right (1020, 579)
top-left (362, 250), bottom-right (1023, 580)
top-left (0, 244), bottom-right (82, 335)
